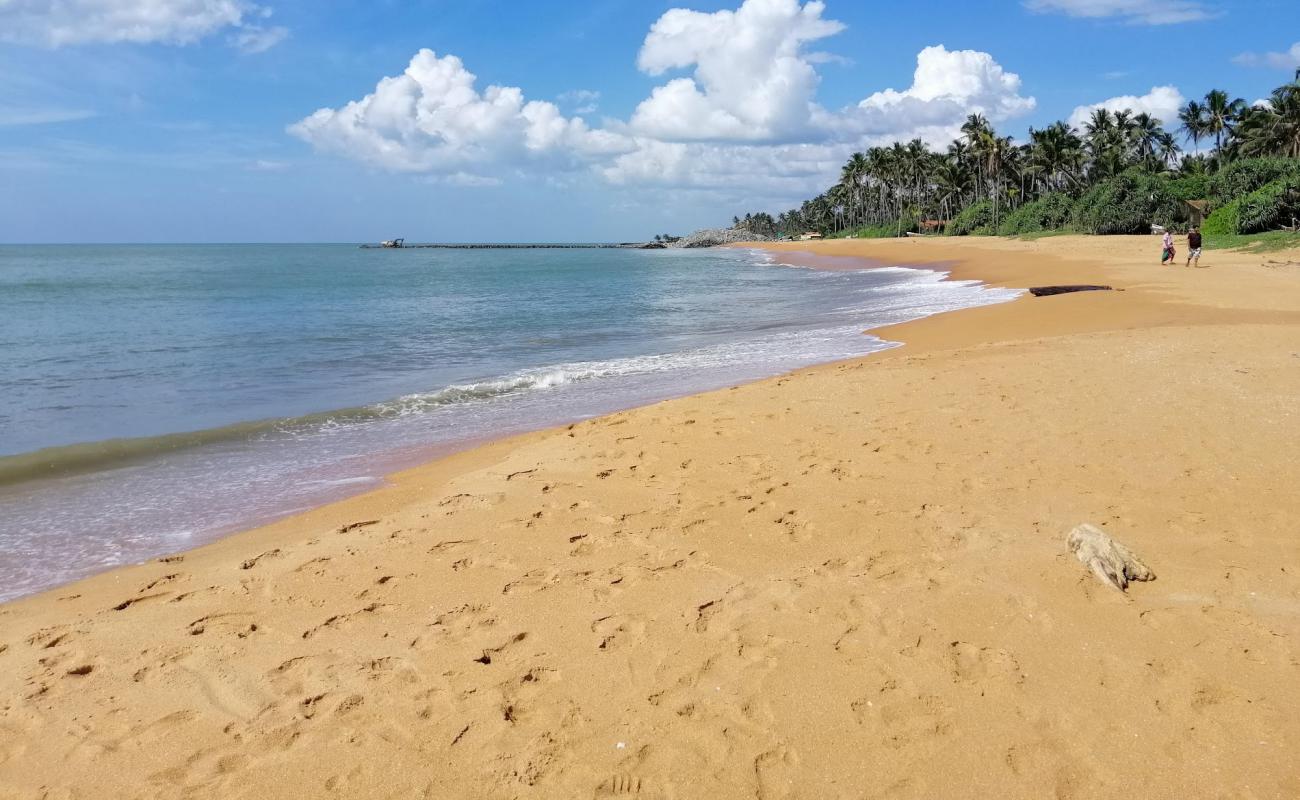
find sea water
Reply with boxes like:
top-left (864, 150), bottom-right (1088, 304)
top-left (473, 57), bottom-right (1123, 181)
top-left (0, 244), bottom-right (1019, 600)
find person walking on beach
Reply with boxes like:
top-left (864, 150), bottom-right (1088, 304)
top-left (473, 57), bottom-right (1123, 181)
top-left (1186, 226), bottom-right (1203, 267)
top-left (1160, 230), bottom-right (1176, 265)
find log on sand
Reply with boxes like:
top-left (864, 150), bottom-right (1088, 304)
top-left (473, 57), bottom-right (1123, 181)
top-left (1067, 523), bottom-right (1155, 592)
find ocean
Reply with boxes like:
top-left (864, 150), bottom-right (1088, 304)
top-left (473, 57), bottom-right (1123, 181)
top-left (0, 244), bottom-right (1019, 600)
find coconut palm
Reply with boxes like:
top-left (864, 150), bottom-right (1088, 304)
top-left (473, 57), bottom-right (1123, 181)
top-left (1028, 121), bottom-right (1083, 193)
top-left (1234, 80), bottom-right (1300, 158)
top-left (1179, 100), bottom-right (1207, 152)
top-left (1202, 89), bottom-right (1247, 154)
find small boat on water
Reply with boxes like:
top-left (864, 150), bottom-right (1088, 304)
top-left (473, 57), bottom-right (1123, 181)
top-left (380, 238), bottom-right (405, 248)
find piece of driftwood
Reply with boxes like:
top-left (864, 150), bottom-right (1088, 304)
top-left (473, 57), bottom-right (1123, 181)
top-left (1029, 285), bottom-right (1113, 297)
top-left (1067, 523), bottom-right (1155, 591)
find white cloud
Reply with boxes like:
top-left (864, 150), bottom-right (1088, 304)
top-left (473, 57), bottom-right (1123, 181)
top-left (289, 0), bottom-right (1035, 204)
top-left (1068, 85), bottom-right (1185, 128)
top-left (629, 0), bottom-right (844, 142)
top-left (231, 24), bottom-right (288, 54)
top-left (849, 45), bottom-right (1035, 145)
top-left (1024, 0), bottom-right (1214, 24)
top-left (0, 0), bottom-right (287, 50)
top-left (430, 172), bottom-right (504, 188)
top-left (601, 139), bottom-right (842, 192)
top-left (1233, 42), bottom-right (1300, 70)
top-left (288, 49), bottom-right (632, 174)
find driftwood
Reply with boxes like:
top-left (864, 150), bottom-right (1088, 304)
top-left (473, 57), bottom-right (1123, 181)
top-left (1067, 523), bottom-right (1155, 592)
top-left (1029, 285), bottom-right (1113, 297)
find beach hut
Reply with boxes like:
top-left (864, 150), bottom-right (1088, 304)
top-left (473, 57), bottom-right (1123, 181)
top-left (1183, 201), bottom-right (1209, 228)
top-left (799, 231), bottom-right (823, 241)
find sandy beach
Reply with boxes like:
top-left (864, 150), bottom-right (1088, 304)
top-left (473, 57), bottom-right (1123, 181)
top-left (1, 235), bottom-right (1298, 799)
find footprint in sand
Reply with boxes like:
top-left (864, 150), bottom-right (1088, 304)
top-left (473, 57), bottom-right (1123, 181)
top-left (755, 747), bottom-right (801, 800)
top-left (595, 773), bottom-right (643, 796)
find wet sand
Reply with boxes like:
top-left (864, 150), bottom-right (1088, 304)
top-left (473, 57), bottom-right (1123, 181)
top-left (1, 235), bottom-right (1298, 799)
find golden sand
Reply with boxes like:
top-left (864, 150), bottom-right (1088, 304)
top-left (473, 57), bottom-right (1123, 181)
top-left (1, 235), bottom-right (1298, 799)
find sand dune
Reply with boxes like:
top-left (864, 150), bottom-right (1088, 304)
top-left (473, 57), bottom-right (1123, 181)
top-left (1, 236), bottom-right (1298, 799)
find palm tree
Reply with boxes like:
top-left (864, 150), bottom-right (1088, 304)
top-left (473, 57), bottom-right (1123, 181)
top-left (1156, 131), bottom-right (1181, 170)
top-left (1132, 112), bottom-right (1161, 168)
top-left (1202, 89), bottom-right (1247, 154)
top-left (1233, 79), bottom-right (1300, 158)
top-left (1179, 100), bottom-right (1207, 153)
top-left (1028, 121), bottom-right (1083, 193)
top-left (933, 158), bottom-right (972, 222)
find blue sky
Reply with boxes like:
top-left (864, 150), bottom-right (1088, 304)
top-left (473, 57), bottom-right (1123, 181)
top-left (1, 0), bottom-right (1297, 243)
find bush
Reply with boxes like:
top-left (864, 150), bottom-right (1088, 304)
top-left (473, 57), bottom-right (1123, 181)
top-left (1208, 158), bottom-right (1300, 205)
top-left (1071, 172), bottom-right (1181, 234)
top-left (1202, 198), bottom-right (1241, 235)
top-left (1236, 177), bottom-right (1300, 234)
top-left (997, 193), bottom-right (1076, 235)
top-left (948, 201), bottom-right (995, 236)
top-left (843, 223), bottom-right (903, 239)
top-left (1166, 173), bottom-right (1212, 203)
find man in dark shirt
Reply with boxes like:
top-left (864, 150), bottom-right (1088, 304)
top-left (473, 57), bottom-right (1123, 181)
top-left (1186, 227), bottom-right (1203, 267)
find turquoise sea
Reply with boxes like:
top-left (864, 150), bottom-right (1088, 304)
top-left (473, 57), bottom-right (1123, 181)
top-left (0, 244), bottom-right (1019, 600)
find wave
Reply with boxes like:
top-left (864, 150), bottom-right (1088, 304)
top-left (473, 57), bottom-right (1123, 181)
top-left (0, 342), bottom-right (820, 488)
top-left (0, 264), bottom-right (1017, 491)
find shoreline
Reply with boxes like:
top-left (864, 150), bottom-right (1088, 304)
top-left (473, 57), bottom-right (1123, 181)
top-left (2, 235), bottom-right (1298, 798)
top-left (0, 252), bottom-right (1005, 604)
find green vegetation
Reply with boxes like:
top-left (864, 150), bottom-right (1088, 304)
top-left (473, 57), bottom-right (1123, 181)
top-left (1202, 199), bottom-right (1241, 236)
top-left (1071, 172), bottom-right (1182, 235)
top-left (1237, 177), bottom-right (1300, 233)
top-left (1203, 231), bottom-right (1300, 252)
top-left (835, 223), bottom-right (904, 239)
top-left (949, 201), bottom-right (995, 236)
top-left (730, 76), bottom-right (1300, 243)
top-left (997, 192), bottom-right (1075, 235)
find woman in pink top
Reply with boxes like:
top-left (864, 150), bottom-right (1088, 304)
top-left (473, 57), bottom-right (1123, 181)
top-left (1160, 230), bottom-right (1175, 265)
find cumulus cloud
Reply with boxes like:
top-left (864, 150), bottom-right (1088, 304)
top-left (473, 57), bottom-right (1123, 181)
top-left (290, 0), bottom-right (1035, 201)
top-left (849, 45), bottom-right (1035, 144)
top-left (629, 0), bottom-right (844, 142)
top-left (1233, 42), bottom-right (1300, 71)
top-left (1068, 85), bottom-right (1185, 128)
top-left (601, 139), bottom-right (843, 196)
top-left (1024, 0), bottom-right (1215, 25)
top-left (288, 49), bottom-right (632, 173)
top-left (0, 0), bottom-right (286, 50)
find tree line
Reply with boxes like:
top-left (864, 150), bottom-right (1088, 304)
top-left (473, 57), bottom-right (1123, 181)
top-left (731, 72), bottom-right (1300, 239)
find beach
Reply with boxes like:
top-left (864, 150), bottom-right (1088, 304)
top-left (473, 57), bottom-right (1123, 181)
top-left (1, 235), bottom-right (1298, 798)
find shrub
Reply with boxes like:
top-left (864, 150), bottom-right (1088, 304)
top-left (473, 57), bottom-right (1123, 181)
top-left (846, 223), bottom-right (903, 239)
top-left (1071, 173), bottom-right (1180, 234)
top-left (948, 201), bottom-right (995, 236)
top-left (1236, 177), bottom-right (1300, 234)
top-left (1166, 173), bottom-right (1212, 203)
top-left (1208, 158), bottom-right (1300, 205)
top-left (1201, 198), bottom-right (1241, 235)
top-left (997, 192), bottom-right (1076, 235)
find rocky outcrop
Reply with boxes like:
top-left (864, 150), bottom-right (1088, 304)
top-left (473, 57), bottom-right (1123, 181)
top-left (666, 228), bottom-right (772, 248)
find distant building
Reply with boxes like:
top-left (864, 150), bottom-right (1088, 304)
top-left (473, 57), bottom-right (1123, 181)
top-left (1183, 200), bottom-right (1209, 228)
top-left (799, 232), bottom-right (823, 241)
